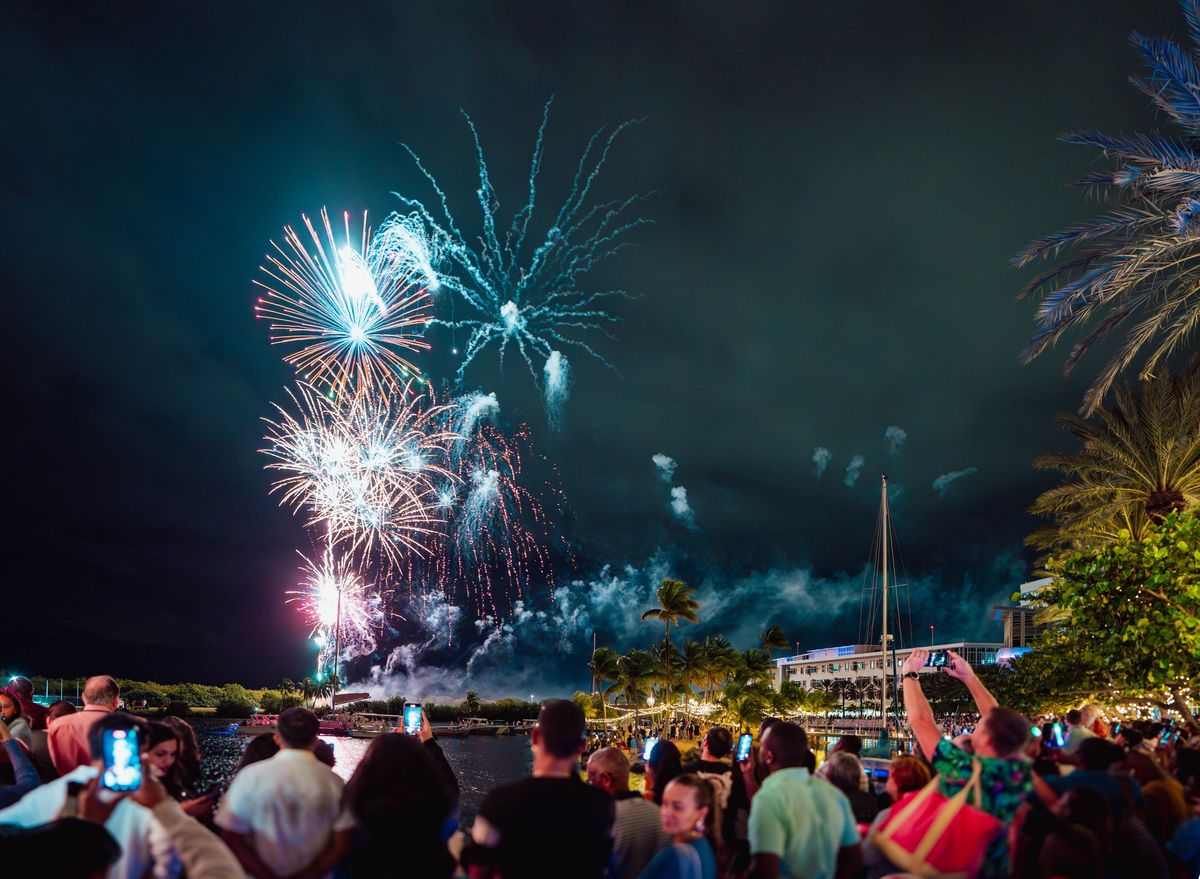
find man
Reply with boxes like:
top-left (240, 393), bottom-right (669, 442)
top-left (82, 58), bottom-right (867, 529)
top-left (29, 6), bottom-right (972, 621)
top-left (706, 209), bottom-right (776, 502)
top-left (0, 712), bottom-right (172, 879)
top-left (745, 722), bottom-right (861, 879)
top-left (682, 725), bottom-right (734, 809)
top-left (1062, 709), bottom-right (1096, 758)
top-left (902, 648), bottom-right (1033, 879)
top-left (216, 707), bottom-right (352, 879)
top-left (9, 676), bottom-right (48, 731)
top-left (470, 699), bottom-right (614, 879)
top-left (587, 746), bottom-right (669, 879)
top-left (1043, 737), bottom-right (1141, 821)
top-left (48, 675), bottom-right (119, 775)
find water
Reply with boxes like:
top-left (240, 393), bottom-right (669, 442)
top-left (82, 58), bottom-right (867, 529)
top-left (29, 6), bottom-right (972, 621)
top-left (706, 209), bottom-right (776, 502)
top-left (195, 721), bottom-right (533, 822)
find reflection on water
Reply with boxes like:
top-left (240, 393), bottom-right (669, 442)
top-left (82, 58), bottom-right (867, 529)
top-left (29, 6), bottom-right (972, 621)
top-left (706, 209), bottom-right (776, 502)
top-left (198, 720), bottom-right (535, 825)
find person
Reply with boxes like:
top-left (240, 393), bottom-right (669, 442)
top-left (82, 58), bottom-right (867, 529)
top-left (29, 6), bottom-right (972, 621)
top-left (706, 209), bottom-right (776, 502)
top-left (901, 648), bottom-right (1032, 879)
top-left (1038, 824), bottom-right (1104, 879)
top-left (215, 707), bottom-right (353, 879)
top-left (646, 740), bottom-right (684, 806)
top-left (469, 699), bottom-right (614, 879)
top-left (743, 722), bottom-right (861, 879)
top-left (1079, 704), bottom-right (1108, 739)
top-left (1044, 737), bottom-right (1140, 820)
top-left (48, 675), bottom-right (119, 776)
top-left (0, 687), bottom-right (33, 749)
top-left (133, 770), bottom-right (243, 879)
top-left (820, 751), bottom-right (878, 825)
top-left (0, 712), bottom-right (173, 879)
top-left (636, 774), bottom-right (723, 879)
top-left (588, 746), bottom-right (670, 879)
top-left (162, 716), bottom-right (201, 791)
top-left (234, 732), bottom-right (280, 772)
top-left (1062, 709), bottom-right (1096, 759)
top-left (0, 818), bottom-right (121, 875)
top-left (0, 716), bottom-right (41, 808)
top-left (682, 727), bottom-right (734, 809)
top-left (861, 756), bottom-right (932, 879)
top-left (9, 676), bottom-right (48, 731)
top-left (47, 699), bottom-right (77, 724)
top-left (340, 713), bottom-right (458, 879)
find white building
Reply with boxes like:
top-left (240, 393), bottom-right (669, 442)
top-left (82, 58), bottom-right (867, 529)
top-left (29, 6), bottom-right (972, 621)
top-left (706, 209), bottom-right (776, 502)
top-left (773, 640), bottom-right (1003, 693)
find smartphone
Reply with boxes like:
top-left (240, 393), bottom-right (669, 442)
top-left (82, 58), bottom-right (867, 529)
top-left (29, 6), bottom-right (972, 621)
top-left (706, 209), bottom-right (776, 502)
top-left (924, 651), bottom-right (950, 668)
top-left (735, 733), bottom-right (753, 763)
top-left (1052, 722), bottom-right (1065, 748)
top-left (101, 727), bottom-right (142, 792)
top-left (403, 703), bottom-right (422, 736)
top-left (642, 736), bottom-right (659, 761)
top-left (1030, 726), bottom-right (1042, 738)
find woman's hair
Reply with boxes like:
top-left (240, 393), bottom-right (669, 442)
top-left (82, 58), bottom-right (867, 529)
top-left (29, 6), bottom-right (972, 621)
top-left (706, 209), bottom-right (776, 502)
top-left (162, 716), bottom-right (201, 777)
top-left (343, 733), bottom-right (452, 820)
top-left (647, 739), bottom-right (683, 805)
top-left (236, 733), bottom-right (280, 773)
top-left (145, 721), bottom-right (178, 751)
top-left (0, 688), bottom-right (24, 719)
top-left (822, 752), bottom-right (863, 794)
top-left (667, 774), bottom-right (725, 865)
top-left (888, 756), bottom-right (932, 796)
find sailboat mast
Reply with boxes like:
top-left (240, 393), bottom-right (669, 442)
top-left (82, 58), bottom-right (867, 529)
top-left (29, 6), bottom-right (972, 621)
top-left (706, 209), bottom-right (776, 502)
top-left (880, 475), bottom-right (889, 735)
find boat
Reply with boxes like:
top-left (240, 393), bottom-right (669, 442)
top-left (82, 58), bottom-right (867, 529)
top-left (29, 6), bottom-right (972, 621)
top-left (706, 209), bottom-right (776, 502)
top-left (237, 715), bottom-right (277, 735)
top-left (433, 725), bottom-right (470, 738)
top-left (463, 717), bottom-right (500, 736)
top-left (349, 713), bottom-right (401, 738)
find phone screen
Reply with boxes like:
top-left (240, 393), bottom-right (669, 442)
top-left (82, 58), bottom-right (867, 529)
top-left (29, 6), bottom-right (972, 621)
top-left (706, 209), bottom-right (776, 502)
top-left (736, 733), bottom-right (753, 762)
top-left (101, 727), bottom-right (142, 792)
top-left (1052, 722), bottom-right (1065, 748)
top-left (403, 703), bottom-right (422, 736)
top-left (924, 651), bottom-right (950, 668)
top-left (642, 736), bottom-right (659, 762)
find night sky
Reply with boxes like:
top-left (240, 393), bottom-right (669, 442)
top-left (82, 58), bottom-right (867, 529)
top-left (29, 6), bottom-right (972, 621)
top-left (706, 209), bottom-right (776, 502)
top-left (2, 1), bottom-right (1182, 694)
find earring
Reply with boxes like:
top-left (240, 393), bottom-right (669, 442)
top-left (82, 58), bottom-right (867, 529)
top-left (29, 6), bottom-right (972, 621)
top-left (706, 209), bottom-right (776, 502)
top-left (694, 820), bottom-right (705, 833)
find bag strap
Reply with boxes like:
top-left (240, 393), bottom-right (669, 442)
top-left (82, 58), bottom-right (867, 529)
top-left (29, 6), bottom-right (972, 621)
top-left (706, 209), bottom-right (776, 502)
top-left (875, 773), bottom-right (941, 844)
top-left (910, 759), bottom-right (983, 863)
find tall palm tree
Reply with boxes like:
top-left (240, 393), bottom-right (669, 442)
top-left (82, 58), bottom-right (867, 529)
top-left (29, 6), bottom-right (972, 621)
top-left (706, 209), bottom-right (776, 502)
top-left (678, 641), bottom-right (709, 719)
top-left (761, 624), bottom-right (790, 657)
top-left (1014, 1), bottom-right (1200, 414)
top-left (702, 636), bottom-right (738, 703)
top-left (641, 578), bottom-right (700, 715)
top-left (1028, 359), bottom-right (1200, 550)
top-left (589, 646), bottom-right (621, 724)
top-left (735, 648), bottom-right (774, 687)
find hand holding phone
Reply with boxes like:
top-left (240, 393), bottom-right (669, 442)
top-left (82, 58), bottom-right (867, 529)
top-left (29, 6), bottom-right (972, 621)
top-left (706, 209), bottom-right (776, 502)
top-left (403, 703), bottom-right (423, 736)
top-left (735, 733), bottom-right (753, 763)
top-left (924, 651), bottom-right (950, 669)
top-left (642, 736), bottom-right (659, 762)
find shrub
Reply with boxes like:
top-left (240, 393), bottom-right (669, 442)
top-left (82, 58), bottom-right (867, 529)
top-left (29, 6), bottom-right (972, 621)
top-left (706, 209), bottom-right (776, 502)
top-left (215, 699), bottom-right (255, 719)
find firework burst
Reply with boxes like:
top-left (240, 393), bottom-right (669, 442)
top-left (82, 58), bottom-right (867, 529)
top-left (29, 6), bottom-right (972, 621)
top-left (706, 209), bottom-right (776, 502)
top-left (254, 207), bottom-right (435, 397)
top-left (261, 381), bottom-right (460, 570)
top-left (392, 99), bottom-right (651, 423)
top-left (289, 547), bottom-right (380, 665)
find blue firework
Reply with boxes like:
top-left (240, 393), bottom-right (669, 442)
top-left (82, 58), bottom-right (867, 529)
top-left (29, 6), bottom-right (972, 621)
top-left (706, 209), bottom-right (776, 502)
top-left (390, 99), bottom-right (652, 423)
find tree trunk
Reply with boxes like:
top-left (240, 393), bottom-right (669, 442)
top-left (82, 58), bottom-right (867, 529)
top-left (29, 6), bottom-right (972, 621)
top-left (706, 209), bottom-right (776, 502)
top-left (1171, 686), bottom-right (1198, 725)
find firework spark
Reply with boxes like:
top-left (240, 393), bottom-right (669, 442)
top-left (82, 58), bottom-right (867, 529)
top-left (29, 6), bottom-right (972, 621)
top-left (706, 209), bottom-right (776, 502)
top-left (391, 99), bottom-right (651, 423)
top-left (261, 381), bottom-right (460, 569)
top-left (289, 547), bottom-right (380, 666)
top-left (254, 207), bottom-right (435, 397)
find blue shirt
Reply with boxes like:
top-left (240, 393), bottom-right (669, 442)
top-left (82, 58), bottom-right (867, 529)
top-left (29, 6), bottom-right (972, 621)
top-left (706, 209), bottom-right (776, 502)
top-left (636, 837), bottom-right (717, 879)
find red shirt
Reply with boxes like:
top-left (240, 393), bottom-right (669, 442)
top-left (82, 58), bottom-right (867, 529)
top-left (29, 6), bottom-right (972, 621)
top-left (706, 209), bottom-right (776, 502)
top-left (47, 705), bottom-right (112, 775)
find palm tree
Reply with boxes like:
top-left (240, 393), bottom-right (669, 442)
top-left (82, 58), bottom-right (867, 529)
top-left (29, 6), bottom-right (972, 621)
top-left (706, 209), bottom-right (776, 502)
top-left (1028, 359), bottom-right (1200, 550)
top-left (1014, 2), bottom-right (1200, 414)
top-left (735, 648), bottom-right (774, 687)
top-left (761, 624), bottom-right (790, 657)
top-left (678, 640), bottom-right (709, 719)
top-left (589, 646), bottom-right (621, 724)
top-left (606, 649), bottom-right (657, 728)
top-left (463, 690), bottom-right (482, 715)
top-left (719, 682), bottom-right (769, 731)
top-left (702, 636), bottom-right (738, 703)
top-left (641, 578), bottom-right (700, 715)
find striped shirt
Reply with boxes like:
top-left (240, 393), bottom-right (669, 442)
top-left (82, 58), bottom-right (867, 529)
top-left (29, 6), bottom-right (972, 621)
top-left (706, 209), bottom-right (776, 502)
top-left (611, 791), bottom-right (671, 879)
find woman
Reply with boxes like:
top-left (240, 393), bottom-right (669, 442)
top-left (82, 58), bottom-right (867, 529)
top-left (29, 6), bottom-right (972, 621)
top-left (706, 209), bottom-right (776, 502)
top-left (645, 740), bottom-right (683, 806)
top-left (338, 733), bottom-right (456, 878)
top-left (0, 717), bottom-right (40, 808)
top-left (162, 716), bottom-right (201, 791)
top-left (234, 733), bottom-right (280, 773)
top-left (0, 689), bottom-right (33, 750)
top-left (636, 774), bottom-right (723, 879)
top-left (862, 756), bottom-right (933, 879)
top-left (145, 721), bottom-right (216, 821)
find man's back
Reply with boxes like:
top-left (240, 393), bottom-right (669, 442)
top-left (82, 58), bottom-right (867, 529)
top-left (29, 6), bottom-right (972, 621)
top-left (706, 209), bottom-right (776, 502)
top-left (748, 768), bottom-right (858, 879)
top-left (216, 749), bottom-right (351, 877)
top-left (47, 706), bottom-right (110, 775)
top-left (611, 792), bottom-right (669, 879)
top-left (475, 776), bottom-right (614, 879)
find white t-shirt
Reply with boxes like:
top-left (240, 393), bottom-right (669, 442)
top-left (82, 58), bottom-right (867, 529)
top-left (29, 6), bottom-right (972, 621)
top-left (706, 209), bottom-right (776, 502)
top-left (0, 765), bottom-right (172, 879)
top-left (215, 748), bottom-right (354, 878)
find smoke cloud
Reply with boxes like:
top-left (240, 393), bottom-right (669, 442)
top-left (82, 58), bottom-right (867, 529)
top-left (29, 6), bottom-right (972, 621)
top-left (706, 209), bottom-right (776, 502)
top-left (932, 467), bottom-right (979, 497)
top-left (670, 485), bottom-right (696, 528)
top-left (651, 453), bottom-right (678, 482)
top-left (884, 425), bottom-right (907, 454)
top-left (844, 454), bottom-right (865, 488)
top-left (543, 351), bottom-right (569, 430)
top-left (812, 447), bottom-right (832, 479)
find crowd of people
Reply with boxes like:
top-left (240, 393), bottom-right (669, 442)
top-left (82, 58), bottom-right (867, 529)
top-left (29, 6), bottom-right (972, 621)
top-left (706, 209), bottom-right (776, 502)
top-left (0, 663), bottom-right (1196, 878)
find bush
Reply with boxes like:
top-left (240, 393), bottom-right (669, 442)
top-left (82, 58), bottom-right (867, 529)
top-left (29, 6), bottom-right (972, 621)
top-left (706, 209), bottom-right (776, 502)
top-left (215, 699), bottom-right (255, 719)
top-left (164, 702), bottom-right (191, 718)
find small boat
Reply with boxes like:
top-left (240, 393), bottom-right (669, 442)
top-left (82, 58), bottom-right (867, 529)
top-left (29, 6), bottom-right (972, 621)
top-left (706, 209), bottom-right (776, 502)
top-left (349, 713), bottom-right (401, 739)
top-left (236, 725), bottom-right (275, 736)
top-left (433, 725), bottom-right (470, 738)
top-left (203, 723), bottom-right (240, 737)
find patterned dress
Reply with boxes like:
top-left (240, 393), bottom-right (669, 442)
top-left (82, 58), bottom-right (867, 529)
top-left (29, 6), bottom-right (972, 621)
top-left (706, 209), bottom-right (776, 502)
top-left (933, 740), bottom-right (1032, 878)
